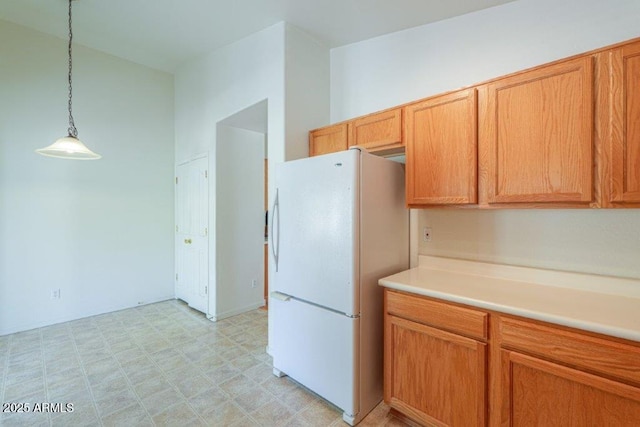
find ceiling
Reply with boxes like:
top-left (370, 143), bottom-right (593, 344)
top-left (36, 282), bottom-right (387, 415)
top-left (0, 0), bottom-right (517, 73)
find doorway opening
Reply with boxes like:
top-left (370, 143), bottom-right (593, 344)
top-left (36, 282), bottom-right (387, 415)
top-left (212, 99), bottom-right (268, 321)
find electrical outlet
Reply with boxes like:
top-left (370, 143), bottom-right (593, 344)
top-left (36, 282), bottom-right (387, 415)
top-left (423, 227), bottom-right (432, 242)
top-left (252, 279), bottom-right (257, 288)
top-left (51, 289), bottom-right (61, 299)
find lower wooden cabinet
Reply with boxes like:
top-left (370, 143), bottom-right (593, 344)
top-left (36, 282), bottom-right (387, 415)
top-left (385, 315), bottom-right (486, 426)
top-left (501, 350), bottom-right (640, 426)
top-left (499, 315), bottom-right (640, 427)
top-left (383, 289), bottom-right (640, 427)
top-left (384, 290), bottom-right (487, 426)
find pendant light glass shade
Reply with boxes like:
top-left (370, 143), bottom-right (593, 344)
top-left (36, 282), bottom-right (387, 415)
top-left (36, 136), bottom-right (102, 160)
top-left (36, 0), bottom-right (101, 160)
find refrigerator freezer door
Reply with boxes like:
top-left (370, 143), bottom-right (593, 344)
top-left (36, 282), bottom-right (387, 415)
top-left (274, 150), bottom-right (359, 315)
top-left (270, 295), bottom-right (359, 419)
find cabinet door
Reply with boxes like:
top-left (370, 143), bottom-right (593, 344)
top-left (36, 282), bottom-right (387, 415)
top-left (385, 315), bottom-right (486, 427)
top-left (501, 350), bottom-right (640, 426)
top-left (600, 41), bottom-right (640, 206)
top-left (350, 108), bottom-right (403, 155)
top-left (309, 123), bottom-right (348, 157)
top-left (479, 56), bottom-right (594, 206)
top-left (405, 88), bottom-right (478, 206)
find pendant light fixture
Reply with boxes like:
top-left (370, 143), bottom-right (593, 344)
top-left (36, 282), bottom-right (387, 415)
top-left (36, 0), bottom-right (101, 160)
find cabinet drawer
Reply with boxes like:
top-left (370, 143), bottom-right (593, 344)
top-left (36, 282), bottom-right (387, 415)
top-left (500, 316), bottom-right (640, 386)
top-left (385, 290), bottom-right (488, 340)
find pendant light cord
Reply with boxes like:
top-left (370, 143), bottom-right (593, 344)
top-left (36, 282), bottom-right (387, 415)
top-left (67, 0), bottom-right (78, 138)
top-left (35, 0), bottom-right (101, 159)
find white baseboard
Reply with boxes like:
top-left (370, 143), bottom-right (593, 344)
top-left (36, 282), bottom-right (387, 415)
top-left (206, 301), bottom-right (265, 322)
top-left (0, 294), bottom-right (175, 336)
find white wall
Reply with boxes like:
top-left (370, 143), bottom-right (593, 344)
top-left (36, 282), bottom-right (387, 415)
top-left (215, 125), bottom-right (265, 319)
top-left (331, 0), bottom-right (640, 121)
top-left (419, 209), bottom-right (640, 279)
top-left (0, 21), bottom-right (175, 335)
top-left (174, 23), bottom-right (330, 320)
top-left (330, 0), bottom-right (640, 279)
top-left (175, 23), bottom-right (284, 321)
top-left (174, 23), bottom-right (285, 165)
top-left (285, 24), bottom-right (330, 161)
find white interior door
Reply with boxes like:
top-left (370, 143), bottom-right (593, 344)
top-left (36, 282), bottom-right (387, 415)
top-left (175, 156), bottom-right (209, 313)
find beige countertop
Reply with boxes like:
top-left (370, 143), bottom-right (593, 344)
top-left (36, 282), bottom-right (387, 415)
top-left (379, 256), bottom-right (640, 342)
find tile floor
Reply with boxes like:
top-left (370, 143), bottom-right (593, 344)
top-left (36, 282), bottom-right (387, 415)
top-left (0, 299), bottom-right (407, 426)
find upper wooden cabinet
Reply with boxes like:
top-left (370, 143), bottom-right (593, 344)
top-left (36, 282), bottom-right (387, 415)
top-left (405, 88), bottom-right (478, 207)
top-left (309, 123), bottom-right (348, 157)
top-left (598, 40), bottom-right (640, 207)
top-left (349, 108), bottom-right (403, 155)
top-left (478, 56), bottom-right (595, 207)
top-left (308, 37), bottom-right (640, 209)
top-left (310, 109), bottom-right (403, 157)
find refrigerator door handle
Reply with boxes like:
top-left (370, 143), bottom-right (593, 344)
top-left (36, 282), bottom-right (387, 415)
top-left (270, 291), bottom-right (290, 301)
top-left (271, 189), bottom-right (280, 272)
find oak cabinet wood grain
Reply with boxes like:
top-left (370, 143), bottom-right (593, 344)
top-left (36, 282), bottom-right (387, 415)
top-left (598, 40), bottom-right (640, 207)
top-left (349, 108), bottom-right (403, 155)
top-left (498, 315), bottom-right (640, 427)
top-left (308, 37), bottom-right (640, 209)
top-left (499, 316), bottom-right (640, 385)
top-left (384, 288), bottom-right (640, 426)
top-left (501, 350), bottom-right (640, 427)
top-left (309, 123), bottom-right (348, 157)
top-left (384, 290), bottom-right (487, 427)
top-left (310, 109), bottom-right (403, 158)
top-left (478, 56), bottom-right (595, 207)
top-left (386, 289), bottom-right (487, 340)
top-left (405, 88), bottom-right (478, 207)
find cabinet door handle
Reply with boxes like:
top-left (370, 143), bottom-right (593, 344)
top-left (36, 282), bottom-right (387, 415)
top-left (184, 238), bottom-right (192, 244)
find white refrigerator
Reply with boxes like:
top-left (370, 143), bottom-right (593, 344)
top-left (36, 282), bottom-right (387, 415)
top-left (268, 148), bottom-right (408, 425)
